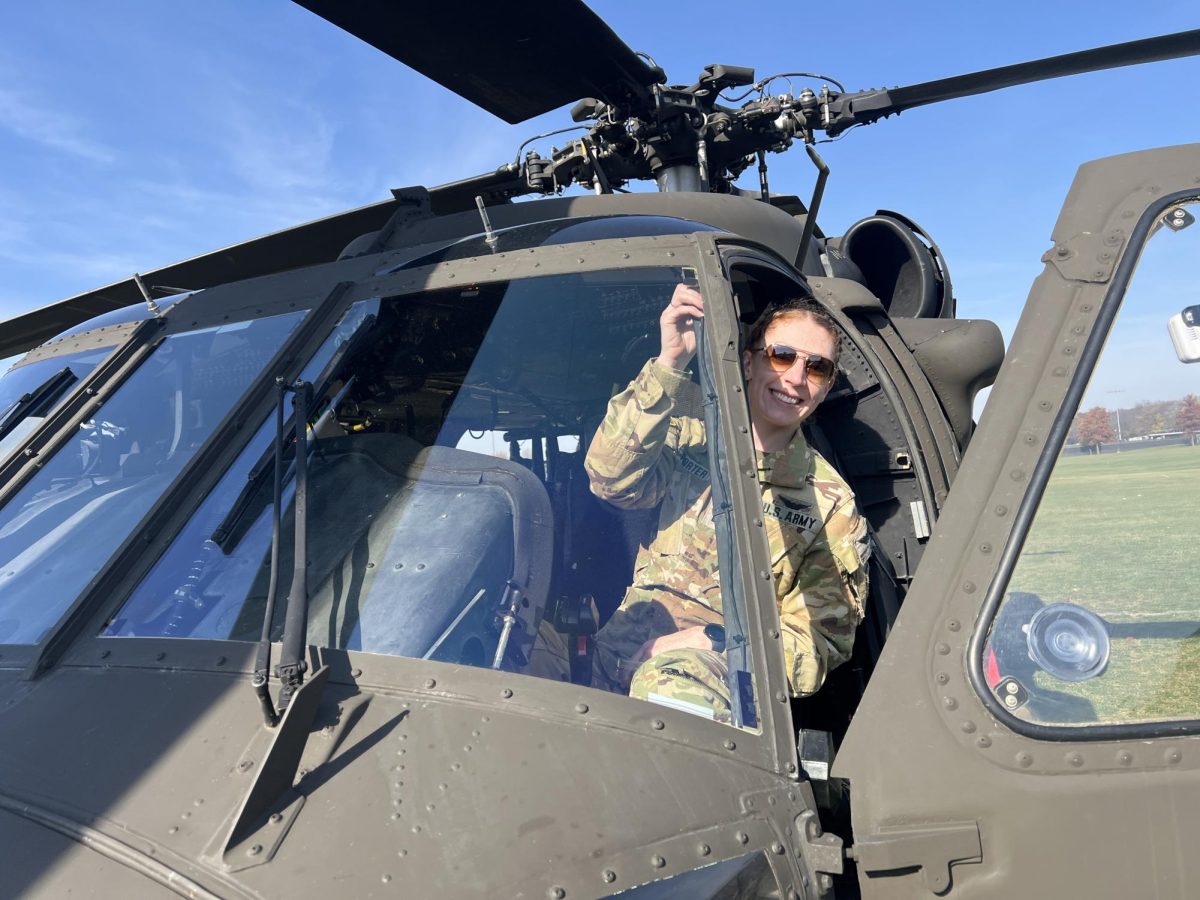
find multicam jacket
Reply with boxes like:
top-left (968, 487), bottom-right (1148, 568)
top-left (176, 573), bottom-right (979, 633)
top-left (585, 358), bottom-right (870, 697)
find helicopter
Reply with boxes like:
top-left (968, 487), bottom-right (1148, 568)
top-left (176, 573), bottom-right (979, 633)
top-left (0, 1), bottom-right (1199, 897)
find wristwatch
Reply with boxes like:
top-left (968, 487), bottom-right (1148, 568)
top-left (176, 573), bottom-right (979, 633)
top-left (703, 623), bottom-right (726, 652)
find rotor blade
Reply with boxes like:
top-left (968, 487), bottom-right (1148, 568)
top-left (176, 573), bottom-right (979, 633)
top-left (292, 0), bottom-right (661, 124)
top-left (828, 29), bottom-right (1200, 132)
top-left (0, 199), bottom-right (400, 359)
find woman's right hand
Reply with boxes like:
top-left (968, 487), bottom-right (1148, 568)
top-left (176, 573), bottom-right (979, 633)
top-left (657, 283), bottom-right (705, 370)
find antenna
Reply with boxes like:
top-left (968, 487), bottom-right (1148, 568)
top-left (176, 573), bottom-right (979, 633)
top-left (131, 272), bottom-right (163, 318)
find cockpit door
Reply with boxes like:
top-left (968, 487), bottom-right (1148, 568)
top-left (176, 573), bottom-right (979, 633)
top-left (836, 144), bottom-right (1200, 899)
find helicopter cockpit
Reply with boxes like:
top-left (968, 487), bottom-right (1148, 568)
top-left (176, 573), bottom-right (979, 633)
top-left (0, 214), bottom-right (933, 747)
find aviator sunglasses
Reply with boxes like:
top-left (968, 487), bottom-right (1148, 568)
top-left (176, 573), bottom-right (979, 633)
top-left (752, 344), bottom-right (837, 386)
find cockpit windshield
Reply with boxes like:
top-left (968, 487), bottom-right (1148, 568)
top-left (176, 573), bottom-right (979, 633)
top-left (0, 312), bottom-right (305, 644)
top-left (105, 267), bottom-right (760, 729)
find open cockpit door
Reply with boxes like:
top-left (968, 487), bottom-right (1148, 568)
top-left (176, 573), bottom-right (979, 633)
top-left (836, 144), bottom-right (1200, 899)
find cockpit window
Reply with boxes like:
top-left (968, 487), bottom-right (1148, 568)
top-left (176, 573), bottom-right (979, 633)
top-left (980, 199), bottom-right (1200, 730)
top-left (0, 311), bottom-right (304, 645)
top-left (107, 269), bottom-right (761, 730)
top-left (0, 348), bottom-right (111, 461)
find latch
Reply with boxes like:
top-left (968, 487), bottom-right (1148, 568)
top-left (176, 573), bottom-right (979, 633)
top-left (852, 820), bottom-right (981, 895)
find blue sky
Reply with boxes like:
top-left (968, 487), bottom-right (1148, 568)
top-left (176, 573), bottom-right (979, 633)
top-left (2, 0), bottom-right (1198, 384)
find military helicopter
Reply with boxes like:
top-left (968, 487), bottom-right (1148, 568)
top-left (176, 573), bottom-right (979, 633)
top-left (1, 1), bottom-right (1199, 897)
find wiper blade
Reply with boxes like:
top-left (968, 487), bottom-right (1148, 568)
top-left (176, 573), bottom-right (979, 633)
top-left (0, 367), bottom-right (76, 443)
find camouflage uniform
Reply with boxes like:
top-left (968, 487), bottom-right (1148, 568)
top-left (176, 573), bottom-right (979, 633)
top-left (585, 358), bottom-right (869, 721)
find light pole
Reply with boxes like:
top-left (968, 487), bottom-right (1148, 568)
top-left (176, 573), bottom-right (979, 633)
top-left (1108, 389), bottom-right (1125, 449)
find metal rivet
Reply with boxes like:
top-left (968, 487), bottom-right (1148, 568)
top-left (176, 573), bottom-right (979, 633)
top-left (962, 582), bottom-right (976, 594)
top-left (501, 688), bottom-right (513, 699)
top-left (238, 760), bottom-right (254, 772)
top-left (776, 691), bottom-right (787, 703)
top-left (724, 739), bottom-right (737, 751)
top-left (549, 887), bottom-right (566, 899)
top-left (1167, 749), bottom-right (1183, 765)
top-left (603, 869), bottom-right (617, 883)
top-left (155, 652), bottom-right (166, 661)
top-left (770, 629), bottom-right (780, 639)
top-left (99, 649), bottom-right (111, 659)
top-left (652, 719), bottom-right (665, 731)
top-left (786, 762), bottom-right (797, 774)
top-left (936, 643), bottom-right (951, 656)
top-left (1016, 752), bottom-right (1033, 768)
top-left (977, 736), bottom-right (992, 749)
top-left (1010, 469), bottom-right (1026, 481)
top-left (961, 721), bottom-right (976, 734)
top-left (736, 831), bottom-right (750, 845)
top-left (936, 673), bottom-right (949, 685)
top-left (943, 697), bottom-right (958, 711)
top-left (698, 843), bottom-right (711, 857)
top-left (995, 505), bottom-right (1008, 516)
top-left (351, 668), bottom-right (362, 677)
top-left (760, 570), bottom-right (772, 580)
top-left (270, 812), bottom-right (282, 823)
top-left (247, 844), bottom-right (263, 857)
top-left (651, 855), bottom-right (666, 869)
top-left (947, 620), bottom-right (961, 632)
top-left (168, 826), bottom-right (178, 835)
top-left (215, 656), bottom-right (227, 666)
top-left (424, 678), bottom-right (436, 689)
top-left (979, 543), bottom-right (992, 553)
top-left (772, 841), bottom-right (785, 855)
top-left (575, 703), bottom-right (589, 714)
top-left (1117, 752), bottom-right (1133, 766)
top-left (1052, 366), bottom-right (1068, 377)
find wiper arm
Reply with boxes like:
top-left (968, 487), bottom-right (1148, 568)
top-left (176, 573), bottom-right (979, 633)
top-left (210, 312), bottom-right (377, 549)
top-left (251, 380), bottom-right (316, 725)
top-left (0, 367), bottom-right (76, 443)
top-left (275, 381), bottom-right (313, 715)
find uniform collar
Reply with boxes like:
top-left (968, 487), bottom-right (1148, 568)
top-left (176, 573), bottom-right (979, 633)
top-left (756, 430), bottom-right (813, 488)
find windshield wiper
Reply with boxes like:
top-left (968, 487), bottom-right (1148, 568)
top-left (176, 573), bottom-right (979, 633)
top-left (252, 380), bottom-right (316, 725)
top-left (0, 367), bottom-right (76, 444)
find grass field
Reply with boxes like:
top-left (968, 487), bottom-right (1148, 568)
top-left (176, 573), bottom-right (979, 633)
top-left (1005, 443), bottom-right (1200, 723)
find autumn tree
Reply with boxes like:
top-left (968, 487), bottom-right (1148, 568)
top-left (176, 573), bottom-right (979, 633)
top-left (1075, 406), bottom-right (1114, 454)
top-left (1177, 394), bottom-right (1200, 446)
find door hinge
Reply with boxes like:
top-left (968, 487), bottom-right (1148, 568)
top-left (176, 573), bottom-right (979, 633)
top-left (853, 820), bottom-right (981, 895)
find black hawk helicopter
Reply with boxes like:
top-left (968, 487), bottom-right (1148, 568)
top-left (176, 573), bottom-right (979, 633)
top-left (0, 3), bottom-right (1199, 898)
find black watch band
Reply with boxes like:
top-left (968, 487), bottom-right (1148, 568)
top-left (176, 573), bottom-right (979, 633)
top-left (703, 623), bottom-right (726, 651)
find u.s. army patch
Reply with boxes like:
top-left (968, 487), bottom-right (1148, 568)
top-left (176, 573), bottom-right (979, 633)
top-left (763, 499), bottom-right (820, 532)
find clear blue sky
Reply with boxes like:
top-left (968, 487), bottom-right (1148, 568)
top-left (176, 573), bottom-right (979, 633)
top-left (2, 0), bottom-right (1198, 365)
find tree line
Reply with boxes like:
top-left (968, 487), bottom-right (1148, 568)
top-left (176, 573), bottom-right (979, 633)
top-left (1071, 394), bottom-right (1200, 452)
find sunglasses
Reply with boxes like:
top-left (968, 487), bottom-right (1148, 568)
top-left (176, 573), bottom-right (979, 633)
top-left (753, 344), bottom-right (837, 386)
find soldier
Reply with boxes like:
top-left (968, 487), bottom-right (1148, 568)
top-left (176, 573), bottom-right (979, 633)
top-left (581, 283), bottom-right (870, 723)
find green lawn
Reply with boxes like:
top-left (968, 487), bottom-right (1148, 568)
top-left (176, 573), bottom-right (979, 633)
top-left (1006, 444), bottom-right (1200, 723)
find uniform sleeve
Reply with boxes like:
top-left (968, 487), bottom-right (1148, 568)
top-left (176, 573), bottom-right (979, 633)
top-left (778, 497), bottom-right (870, 696)
top-left (584, 359), bottom-right (703, 509)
